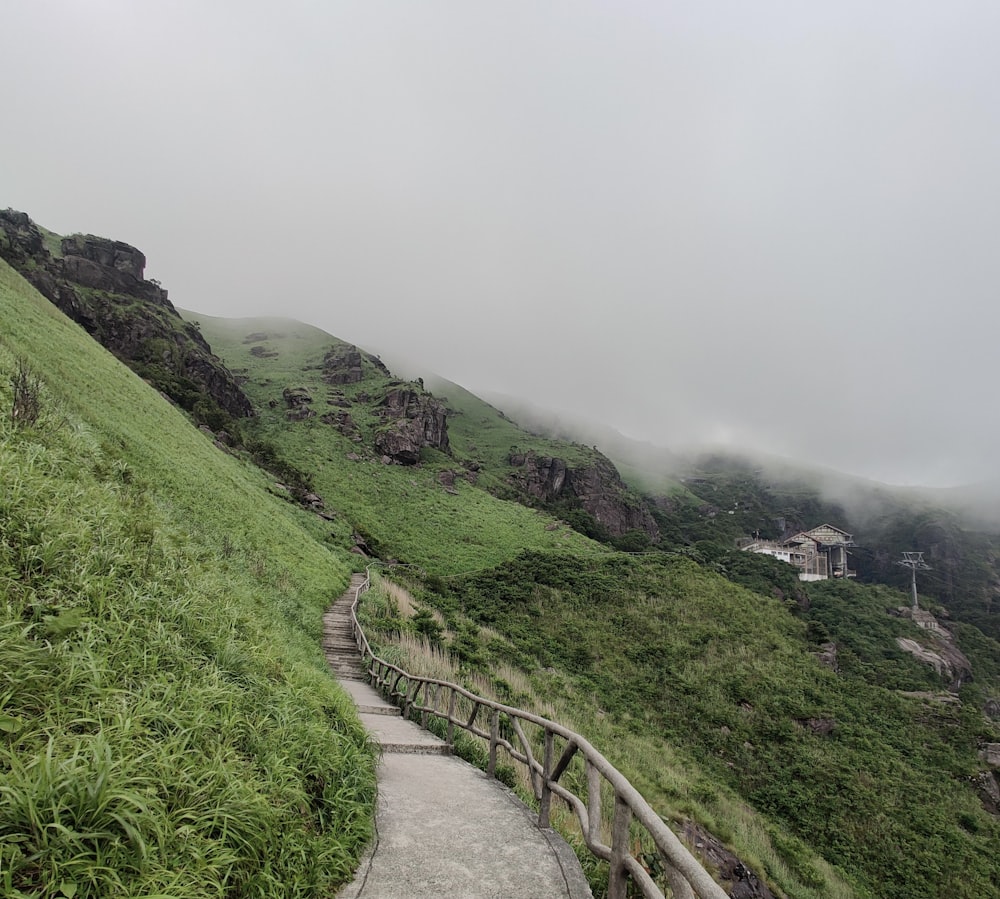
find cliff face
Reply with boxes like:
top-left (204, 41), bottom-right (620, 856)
top-left (894, 606), bottom-right (974, 691)
top-left (508, 449), bottom-right (660, 541)
top-left (0, 209), bottom-right (252, 420)
top-left (374, 387), bottom-right (450, 464)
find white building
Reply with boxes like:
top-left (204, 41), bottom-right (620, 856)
top-left (739, 524), bottom-right (855, 582)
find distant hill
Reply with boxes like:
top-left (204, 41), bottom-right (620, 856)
top-left (479, 394), bottom-right (1000, 643)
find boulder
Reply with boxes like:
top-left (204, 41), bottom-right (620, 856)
top-left (282, 386), bottom-right (313, 408)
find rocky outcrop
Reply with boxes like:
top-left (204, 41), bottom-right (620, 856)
top-left (0, 209), bottom-right (253, 421)
top-left (971, 771), bottom-right (1000, 816)
top-left (507, 450), bottom-right (660, 541)
top-left (813, 644), bottom-right (838, 679)
top-left (894, 607), bottom-right (973, 691)
top-left (373, 387), bottom-right (450, 464)
top-left (61, 233), bottom-right (146, 279)
top-left (323, 344), bottom-right (389, 385)
top-left (681, 822), bottom-right (777, 899)
top-left (283, 387), bottom-right (313, 408)
top-left (321, 410), bottom-right (362, 441)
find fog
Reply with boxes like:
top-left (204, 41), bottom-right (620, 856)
top-left (4, 1), bottom-right (1000, 487)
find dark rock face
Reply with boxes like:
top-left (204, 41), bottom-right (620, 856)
top-left (323, 345), bottom-right (365, 384)
top-left (323, 344), bottom-right (389, 385)
top-left (0, 210), bottom-right (253, 420)
top-left (814, 642), bottom-right (839, 671)
top-left (61, 234), bottom-right (146, 279)
top-left (283, 386), bottom-right (313, 408)
top-left (507, 450), bottom-right (660, 541)
top-left (681, 822), bottom-right (777, 899)
top-left (373, 387), bottom-right (450, 464)
top-left (797, 717), bottom-right (836, 736)
top-left (0, 209), bottom-right (44, 262)
top-left (972, 771), bottom-right (1000, 816)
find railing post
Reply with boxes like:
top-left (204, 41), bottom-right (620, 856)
top-left (488, 708), bottom-right (500, 778)
top-left (422, 684), bottom-right (432, 729)
top-left (538, 729), bottom-right (554, 828)
top-left (404, 680), bottom-right (420, 719)
top-left (608, 793), bottom-right (632, 899)
top-left (586, 760), bottom-right (602, 848)
top-left (447, 688), bottom-right (456, 747)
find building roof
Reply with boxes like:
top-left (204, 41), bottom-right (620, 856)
top-left (791, 524), bottom-right (854, 545)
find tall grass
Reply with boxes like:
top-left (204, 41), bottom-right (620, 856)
top-left (0, 262), bottom-right (377, 897)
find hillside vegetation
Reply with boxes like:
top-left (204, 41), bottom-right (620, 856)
top-left (191, 313), bottom-right (612, 573)
top-left (0, 261), bottom-right (376, 898)
top-left (5, 209), bottom-right (1000, 899)
top-left (194, 310), bottom-right (1000, 898)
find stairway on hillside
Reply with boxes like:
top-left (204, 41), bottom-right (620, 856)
top-left (324, 574), bottom-right (592, 899)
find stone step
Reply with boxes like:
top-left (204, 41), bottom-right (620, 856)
top-left (381, 742), bottom-right (451, 755)
top-left (358, 705), bottom-right (402, 716)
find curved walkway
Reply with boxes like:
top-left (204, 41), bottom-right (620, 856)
top-left (325, 574), bottom-right (593, 899)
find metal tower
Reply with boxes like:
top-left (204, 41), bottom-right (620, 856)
top-left (897, 551), bottom-right (931, 610)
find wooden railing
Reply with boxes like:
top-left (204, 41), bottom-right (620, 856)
top-left (349, 571), bottom-right (729, 899)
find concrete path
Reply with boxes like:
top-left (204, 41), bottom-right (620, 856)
top-left (325, 574), bottom-right (593, 899)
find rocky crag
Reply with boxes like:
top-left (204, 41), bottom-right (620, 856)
top-left (507, 449), bottom-right (660, 541)
top-left (0, 209), bottom-right (252, 422)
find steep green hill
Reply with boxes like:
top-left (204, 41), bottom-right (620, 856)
top-left (0, 260), bottom-right (376, 897)
top-left (191, 313), bottom-right (628, 573)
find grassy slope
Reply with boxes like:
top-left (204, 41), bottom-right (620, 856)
top-left (193, 311), bottom-right (1000, 897)
top-left (191, 313), bottom-right (605, 574)
top-left (0, 262), bottom-right (376, 898)
top-left (368, 551), bottom-right (1000, 899)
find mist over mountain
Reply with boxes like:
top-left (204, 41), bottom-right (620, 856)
top-left (5, 2), bottom-right (1000, 488)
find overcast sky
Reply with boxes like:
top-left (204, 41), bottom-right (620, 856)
top-left (4, 2), bottom-right (1000, 487)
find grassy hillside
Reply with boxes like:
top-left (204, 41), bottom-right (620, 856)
top-left (192, 311), bottom-right (1000, 898)
top-left (0, 261), bottom-right (376, 898)
top-left (364, 553), bottom-right (1000, 899)
top-left (191, 313), bottom-right (607, 574)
